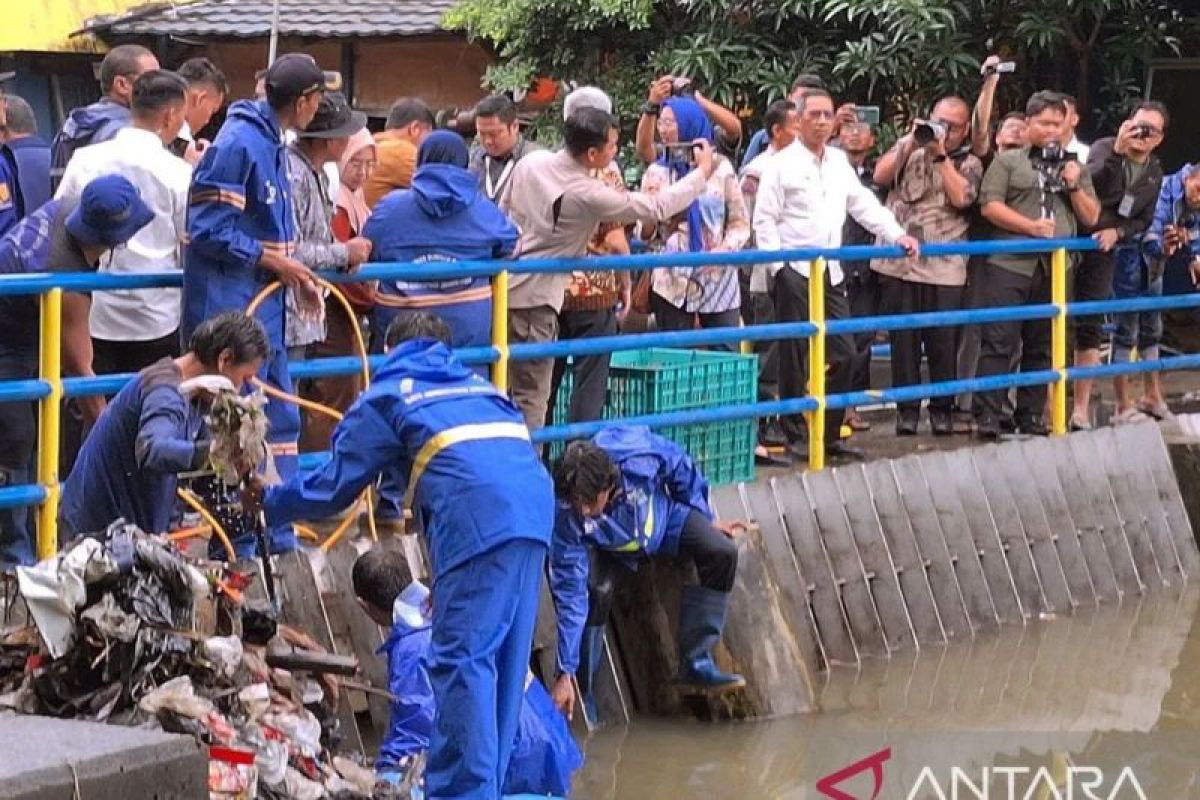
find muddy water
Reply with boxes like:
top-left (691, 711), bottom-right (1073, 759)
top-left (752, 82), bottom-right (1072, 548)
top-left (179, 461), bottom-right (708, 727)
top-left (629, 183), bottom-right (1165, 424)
top-left (573, 589), bottom-right (1200, 798)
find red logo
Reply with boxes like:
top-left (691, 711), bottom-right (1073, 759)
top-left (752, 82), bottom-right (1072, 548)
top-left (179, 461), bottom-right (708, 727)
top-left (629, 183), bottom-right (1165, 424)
top-left (815, 747), bottom-right (892, 800)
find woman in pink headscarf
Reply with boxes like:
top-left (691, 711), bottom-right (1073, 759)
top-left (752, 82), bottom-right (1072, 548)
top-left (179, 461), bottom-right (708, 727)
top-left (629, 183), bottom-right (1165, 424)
top-left (300, 128), bottom-right (378, 452)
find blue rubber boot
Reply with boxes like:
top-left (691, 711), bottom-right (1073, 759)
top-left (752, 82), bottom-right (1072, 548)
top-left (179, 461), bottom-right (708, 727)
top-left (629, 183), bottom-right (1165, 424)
top-left (577, 624), bottom-right (606, 725)
top-left (676, 585), bottom-right (745, 688)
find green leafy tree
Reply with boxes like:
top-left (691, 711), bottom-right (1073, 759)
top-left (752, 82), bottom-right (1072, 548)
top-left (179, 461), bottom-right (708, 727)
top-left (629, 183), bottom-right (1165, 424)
top-left (445, 0), bottom-right (1196, 141)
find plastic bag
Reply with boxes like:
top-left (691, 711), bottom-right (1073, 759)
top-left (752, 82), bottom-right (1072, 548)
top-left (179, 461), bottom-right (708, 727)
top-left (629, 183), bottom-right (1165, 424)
top-left (138, 675), bottom-right (214, 719)
top-left (203, 636), bottom-right (245, 680)
top-left (16, 538), bottom-right (111, 658)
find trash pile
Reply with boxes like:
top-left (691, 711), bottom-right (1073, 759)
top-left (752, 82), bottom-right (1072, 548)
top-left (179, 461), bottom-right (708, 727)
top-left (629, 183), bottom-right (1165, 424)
top-left (0, 520), bottom-right (388, 799)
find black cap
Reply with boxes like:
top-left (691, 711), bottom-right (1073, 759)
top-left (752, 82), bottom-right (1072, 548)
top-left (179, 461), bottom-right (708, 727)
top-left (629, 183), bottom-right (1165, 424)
top-left (298, 92), bottom-right (367, 139)
top-left (264, 53), bottom-right (340, 103)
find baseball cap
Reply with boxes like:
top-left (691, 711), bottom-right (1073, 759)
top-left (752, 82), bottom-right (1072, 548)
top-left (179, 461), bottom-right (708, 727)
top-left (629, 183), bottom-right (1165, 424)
top-left (264, 53), bottom-right (340, 103)
top-left (66, 174), bottom-right (155, 248)
top-left (298, 92), bottom-right (367, 139)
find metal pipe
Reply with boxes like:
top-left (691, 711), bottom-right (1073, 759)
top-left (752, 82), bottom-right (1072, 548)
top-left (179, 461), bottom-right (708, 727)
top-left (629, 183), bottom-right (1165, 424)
top-left (808, 258), bottom-right (827, 472)
top-left (36, 288), bottom-right (62, 560)
top-left (492, 270), bottom-right (510, 393)
top-left (1051, 247), bottom-right (1068, 436)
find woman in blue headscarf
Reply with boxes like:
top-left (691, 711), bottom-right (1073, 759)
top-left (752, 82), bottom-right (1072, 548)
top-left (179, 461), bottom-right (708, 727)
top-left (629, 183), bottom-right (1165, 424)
top-left (365, 130), bottom-right (518, 354)
top-left (640, 96), bottom-right (750, 348)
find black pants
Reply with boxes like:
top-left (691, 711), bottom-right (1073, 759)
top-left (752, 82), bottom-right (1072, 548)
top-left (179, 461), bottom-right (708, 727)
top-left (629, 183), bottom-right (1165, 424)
top-left (651, 293), bottom-right (739, 353)
top-left (1073, 249), bottom-right (1113, 351)
top-left (0, 344), bottom-right (37, 566)
top-left (739, 269), bottom-right (778, 399)
top-left (586, 509), bottom-right (739, 625)
top-left (546, 308), bottom-right (617, 425)
top-left (92, 331), bottom-right (181, 375)
top-left (975, 261), bottom-right (1051, 423)
top-left (878, 275), bottom-right (964, 420)
top-left (771, 267), bottom-right (858, 445)
top-left (844, 267), bottom-right (880, 393)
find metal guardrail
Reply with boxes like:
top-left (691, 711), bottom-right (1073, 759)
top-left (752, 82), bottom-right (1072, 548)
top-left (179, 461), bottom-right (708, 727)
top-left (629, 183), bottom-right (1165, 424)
top-left (7, 235), bottom-right (1194, 557)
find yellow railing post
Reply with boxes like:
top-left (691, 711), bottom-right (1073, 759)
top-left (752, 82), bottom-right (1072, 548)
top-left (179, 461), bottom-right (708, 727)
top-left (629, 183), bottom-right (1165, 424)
top-left (37, 288), bottom-right (63, 561)
top-left (1050, 247), bottom-right (1068, 436)
top-left (808, 258), bottom-right (826, 471)
top-left (491, 269), bottom-right (510, 393)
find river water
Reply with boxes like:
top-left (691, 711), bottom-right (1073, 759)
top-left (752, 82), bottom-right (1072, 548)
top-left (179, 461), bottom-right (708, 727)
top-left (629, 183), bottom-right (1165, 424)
top-left (573, 589), bottom-right (1200, 798)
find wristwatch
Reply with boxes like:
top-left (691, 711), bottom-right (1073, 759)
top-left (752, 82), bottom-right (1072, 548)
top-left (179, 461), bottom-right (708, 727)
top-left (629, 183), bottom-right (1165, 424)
top-left (642, 102), bottom-right (661, 117)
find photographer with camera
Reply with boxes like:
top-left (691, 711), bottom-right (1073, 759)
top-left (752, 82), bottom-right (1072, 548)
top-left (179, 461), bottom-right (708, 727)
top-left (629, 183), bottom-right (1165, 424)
top-left (639, 96), bottom-right (750, 343)
top-left (871, 97), bottom-right (984, 436)
top-left (973, 91), bottom-right (1100, 439)
top-left (1115, 160), bottom-right (1197, 423)
top-left (1070, 101), bottom-right (1167, 429)
top-left (636, 75), bottom-right (743, 165)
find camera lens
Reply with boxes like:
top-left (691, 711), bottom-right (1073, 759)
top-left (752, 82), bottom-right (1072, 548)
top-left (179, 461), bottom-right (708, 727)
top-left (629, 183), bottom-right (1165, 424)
top-left (913, 123), bottom-right (934, 145)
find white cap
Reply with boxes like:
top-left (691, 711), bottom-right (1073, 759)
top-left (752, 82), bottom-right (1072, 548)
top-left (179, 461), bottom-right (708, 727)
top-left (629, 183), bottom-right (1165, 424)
top-left (564, 86), bottom-right (612, 120)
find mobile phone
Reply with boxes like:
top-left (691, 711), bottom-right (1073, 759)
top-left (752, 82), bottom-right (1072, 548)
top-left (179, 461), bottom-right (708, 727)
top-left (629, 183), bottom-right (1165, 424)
top-left (855, 106), bottom-right (880, 126)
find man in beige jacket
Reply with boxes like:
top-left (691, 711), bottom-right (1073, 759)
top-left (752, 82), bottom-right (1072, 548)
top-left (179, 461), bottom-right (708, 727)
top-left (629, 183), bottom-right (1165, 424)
top-left (500, 107), bottom-right (716, 430)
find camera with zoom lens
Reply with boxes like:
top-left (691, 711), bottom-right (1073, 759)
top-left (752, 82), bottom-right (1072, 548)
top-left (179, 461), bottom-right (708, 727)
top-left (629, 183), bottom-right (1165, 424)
top-left (912, 119), bottom-right (947, 146)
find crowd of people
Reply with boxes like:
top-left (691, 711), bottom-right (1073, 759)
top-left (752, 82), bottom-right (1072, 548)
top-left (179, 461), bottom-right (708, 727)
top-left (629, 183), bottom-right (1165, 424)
top-left (1, 42), bottom-right (1198, 798)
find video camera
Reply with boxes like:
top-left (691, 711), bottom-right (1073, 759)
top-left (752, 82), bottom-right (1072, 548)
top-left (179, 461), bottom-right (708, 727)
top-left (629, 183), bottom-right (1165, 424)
top-left (982, 61), bottom-right (1016, 77)
top-left (1131, 123), bottom-right (1158, 140)
top-left (1030, 142), bottom-right (1077, 194)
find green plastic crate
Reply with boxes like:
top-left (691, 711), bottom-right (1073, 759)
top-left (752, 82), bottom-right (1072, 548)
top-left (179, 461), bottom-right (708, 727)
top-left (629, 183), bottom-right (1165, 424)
top-left (551, 348), bottom-right (758, 485)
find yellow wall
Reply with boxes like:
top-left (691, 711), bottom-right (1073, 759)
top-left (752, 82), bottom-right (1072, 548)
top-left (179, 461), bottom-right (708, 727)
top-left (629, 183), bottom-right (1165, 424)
top-left (0, 0), bottom-right (145, 53)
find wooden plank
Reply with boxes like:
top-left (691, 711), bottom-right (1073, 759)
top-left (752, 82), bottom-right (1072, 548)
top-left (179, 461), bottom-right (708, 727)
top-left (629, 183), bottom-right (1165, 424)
top-left (711, 486), bottom-right (816, 716)
top-left (803, 470), bottom-right (889, 658)
top-left (1031, 437), bottom-right (1123, 604)
top-left (773, 473), bottom-right (859, 666)
top-left (1114, 424), bottom-right (1188, 585)
top-left (971, 445), bottom-right (1051, 616)
top-left (1063, 433), bottom-right (1144, 597)
top-left (1089, 428), bottom-right (1165, 590)
top-left (887, 457), bottom-right (974, 640)
top-left (275, 550), bottom-right (365, 754)
top-left (742, 480), bottom-right (826, 671)
top-left (990, 443), bottom-right (1076, 613)
top-left (832, 465), bottom-right (920, 653)
top-left (323, 540), bottom-right (393, 738)
top-left (860, 460), bottom-right (948, 645)
top-left (918, 452), bottom-right (1001, 631)
top-left (1015, 438), bottom-right (1098, 607)
top-left (937, 449), bottom-right (1026, 624)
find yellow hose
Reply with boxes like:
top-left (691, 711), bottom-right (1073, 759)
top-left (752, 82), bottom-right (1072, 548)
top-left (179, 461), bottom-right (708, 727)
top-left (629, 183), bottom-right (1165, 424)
top-left (293, 524), bottom-right (321, 543)
top-left (243, 277), bottom-right (378, 549)
top-left (176, 487), bottom-right (237, 562)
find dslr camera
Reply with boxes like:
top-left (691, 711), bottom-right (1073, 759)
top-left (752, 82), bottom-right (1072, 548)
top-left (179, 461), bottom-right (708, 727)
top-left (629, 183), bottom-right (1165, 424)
top-left (1030, 142), bottom-right (1077, 193)
top-left (912, 119), bottom-right (947, 146)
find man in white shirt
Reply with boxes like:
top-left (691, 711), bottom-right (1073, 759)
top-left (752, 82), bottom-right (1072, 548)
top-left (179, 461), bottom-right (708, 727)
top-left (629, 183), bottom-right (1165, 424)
top-left (57, 70), bottom-right (191, 376)
top-left (753, 89), bottom-right (919, 462)
top-left (1061, 93), bottom-right (1090, 163)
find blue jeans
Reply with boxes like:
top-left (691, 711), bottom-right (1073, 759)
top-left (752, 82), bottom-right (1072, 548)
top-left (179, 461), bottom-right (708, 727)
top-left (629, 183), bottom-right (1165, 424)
top-left (425, 539), bottom-right (546, 800)
top-left (1111, 278), bottom-right (1164, 364)
top-left (0, 343), bottom-right (37, 567)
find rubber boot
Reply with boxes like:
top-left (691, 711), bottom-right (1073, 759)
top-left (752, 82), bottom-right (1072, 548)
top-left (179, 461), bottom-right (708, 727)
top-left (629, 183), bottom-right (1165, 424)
top-left (577, 624), bottom-right (606, 725)
top-left (676, 585), bottom-right (745, 689)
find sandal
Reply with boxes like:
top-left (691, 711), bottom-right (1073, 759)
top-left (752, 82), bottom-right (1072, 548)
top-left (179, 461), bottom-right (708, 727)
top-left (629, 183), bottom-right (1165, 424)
top-left (1111, 408), bottom-right (1151, 426)
top-left (1068, 416), bottom-right (1092, 432)
top-left (1136, 400), bottom-right (1171, 420)
top-left (845, 410), bottom-right (871, 432)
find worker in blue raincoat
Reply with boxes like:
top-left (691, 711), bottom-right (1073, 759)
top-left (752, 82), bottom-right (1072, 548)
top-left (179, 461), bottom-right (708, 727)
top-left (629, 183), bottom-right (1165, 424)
top-left (351, 548), bottom-right (582, 798)
top-left (183, 53), bottom-right (336, 556)
top-left (244, 311), bottom-right (553, 800)
top-left (0, 174), bottom-right (154, 566)
top-left (60, 313), bottom-right (270, 537)
top-left (549, 427), bottom-right (746, 724)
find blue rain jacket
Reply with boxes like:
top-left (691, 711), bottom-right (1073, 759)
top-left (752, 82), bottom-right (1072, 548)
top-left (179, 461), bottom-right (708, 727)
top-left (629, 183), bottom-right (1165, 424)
top-left (0, 137), bottom-right (50, 237)
top-left (262, 339), bottom-right (553, 577)
top-left (376, 617), bottom-right (436, 769)
top-left (376, 612), bottom-right (581, 796)
top-left (49, 98), bottom-right (129, 189)
top-left (61, 359), bottom-right (206, 535)
top-left (549, 426), bottom-right (713, 675)
top-left (183, 100), bottom-right (296, 346)
top-left (364, 163), bottom-right (517, 349)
